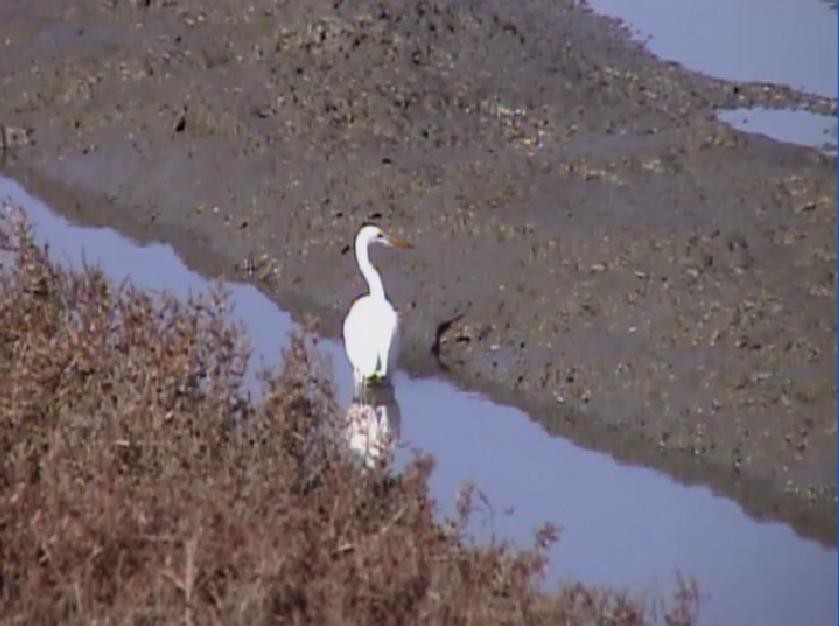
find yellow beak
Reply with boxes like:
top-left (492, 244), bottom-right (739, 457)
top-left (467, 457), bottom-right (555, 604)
top-left (386, 235), bottom-right (413, 250)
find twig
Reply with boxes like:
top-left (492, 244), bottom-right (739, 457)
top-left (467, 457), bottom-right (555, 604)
top-left (161, 533), bottom-right (199, 626)
top-left (184, 535), bottom-right (198, 626)
top-left (378, 505), bottom-right (407, 536)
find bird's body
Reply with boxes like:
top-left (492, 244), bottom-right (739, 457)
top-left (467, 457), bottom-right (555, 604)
top-left (343, 294), bottom-right (398, 385)
top-left (342, 224), bottom-right (412, 389)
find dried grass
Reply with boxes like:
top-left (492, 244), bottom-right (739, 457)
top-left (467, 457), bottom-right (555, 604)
top-left (0, 210), bottom-right (699, 625)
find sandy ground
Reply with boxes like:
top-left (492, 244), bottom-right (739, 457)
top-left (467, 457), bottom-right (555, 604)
top-left (0, 0), bottom-right (836, 542)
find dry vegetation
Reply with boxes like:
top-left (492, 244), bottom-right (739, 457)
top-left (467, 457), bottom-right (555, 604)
top-left (0, 210), bottom-right (699, 625)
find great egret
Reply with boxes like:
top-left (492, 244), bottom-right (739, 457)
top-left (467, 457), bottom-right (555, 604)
top-left (342, 224), bottom-right (412, 389)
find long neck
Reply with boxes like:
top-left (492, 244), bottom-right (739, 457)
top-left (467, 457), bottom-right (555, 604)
top-left (356, 237), bottom-right (385, 300)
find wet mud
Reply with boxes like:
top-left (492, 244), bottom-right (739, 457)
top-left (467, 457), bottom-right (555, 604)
top-left (0, 0), bottom-right (836, 542)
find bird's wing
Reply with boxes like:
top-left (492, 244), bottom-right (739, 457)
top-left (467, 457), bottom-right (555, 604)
top-left (342, 297), bottom-right (380, 377)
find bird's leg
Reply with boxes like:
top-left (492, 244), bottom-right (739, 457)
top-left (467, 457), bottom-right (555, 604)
top-left (378, 350), bottom-right (389, 382)
top-left (353, 384), bottom-right (367, 405)
top-left (353, 370), bottom-right (368, 398)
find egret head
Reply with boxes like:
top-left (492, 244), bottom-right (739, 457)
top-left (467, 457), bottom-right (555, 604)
top-left (356, 223), bottom-right (413, 250)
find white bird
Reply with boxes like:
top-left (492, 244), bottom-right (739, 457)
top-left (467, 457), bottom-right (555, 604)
top-left (342, 224), bottom-right (412, 389)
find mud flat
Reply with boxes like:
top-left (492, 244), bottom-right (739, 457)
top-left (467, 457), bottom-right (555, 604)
top-left (0, 0), bottom-right (836, 543)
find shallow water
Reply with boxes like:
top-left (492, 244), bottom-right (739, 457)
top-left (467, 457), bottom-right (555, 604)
top-left (587, 0), bottom-right (838, 156)
top-left (1, 175), bottom-right (836, 626)
top-left (586, 0), bottom-right (837, 98)
top-left (717, 107), bottom-right (838, 155)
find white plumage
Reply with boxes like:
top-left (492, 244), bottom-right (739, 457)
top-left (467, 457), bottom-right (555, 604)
top-left (342, 224), bottom-right (412, 389)
top-left (343, 295), bottom-right (397, 384)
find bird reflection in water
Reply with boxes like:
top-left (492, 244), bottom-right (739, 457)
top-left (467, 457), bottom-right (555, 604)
top-left (344, 382), bottom-right (401, 469)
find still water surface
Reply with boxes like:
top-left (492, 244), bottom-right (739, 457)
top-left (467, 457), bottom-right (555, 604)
top-left (586, 0), bottom-right (838, 154)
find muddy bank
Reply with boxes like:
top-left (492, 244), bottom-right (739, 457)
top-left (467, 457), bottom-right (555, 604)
top-left (0, 0), bottom-right (836, 542)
